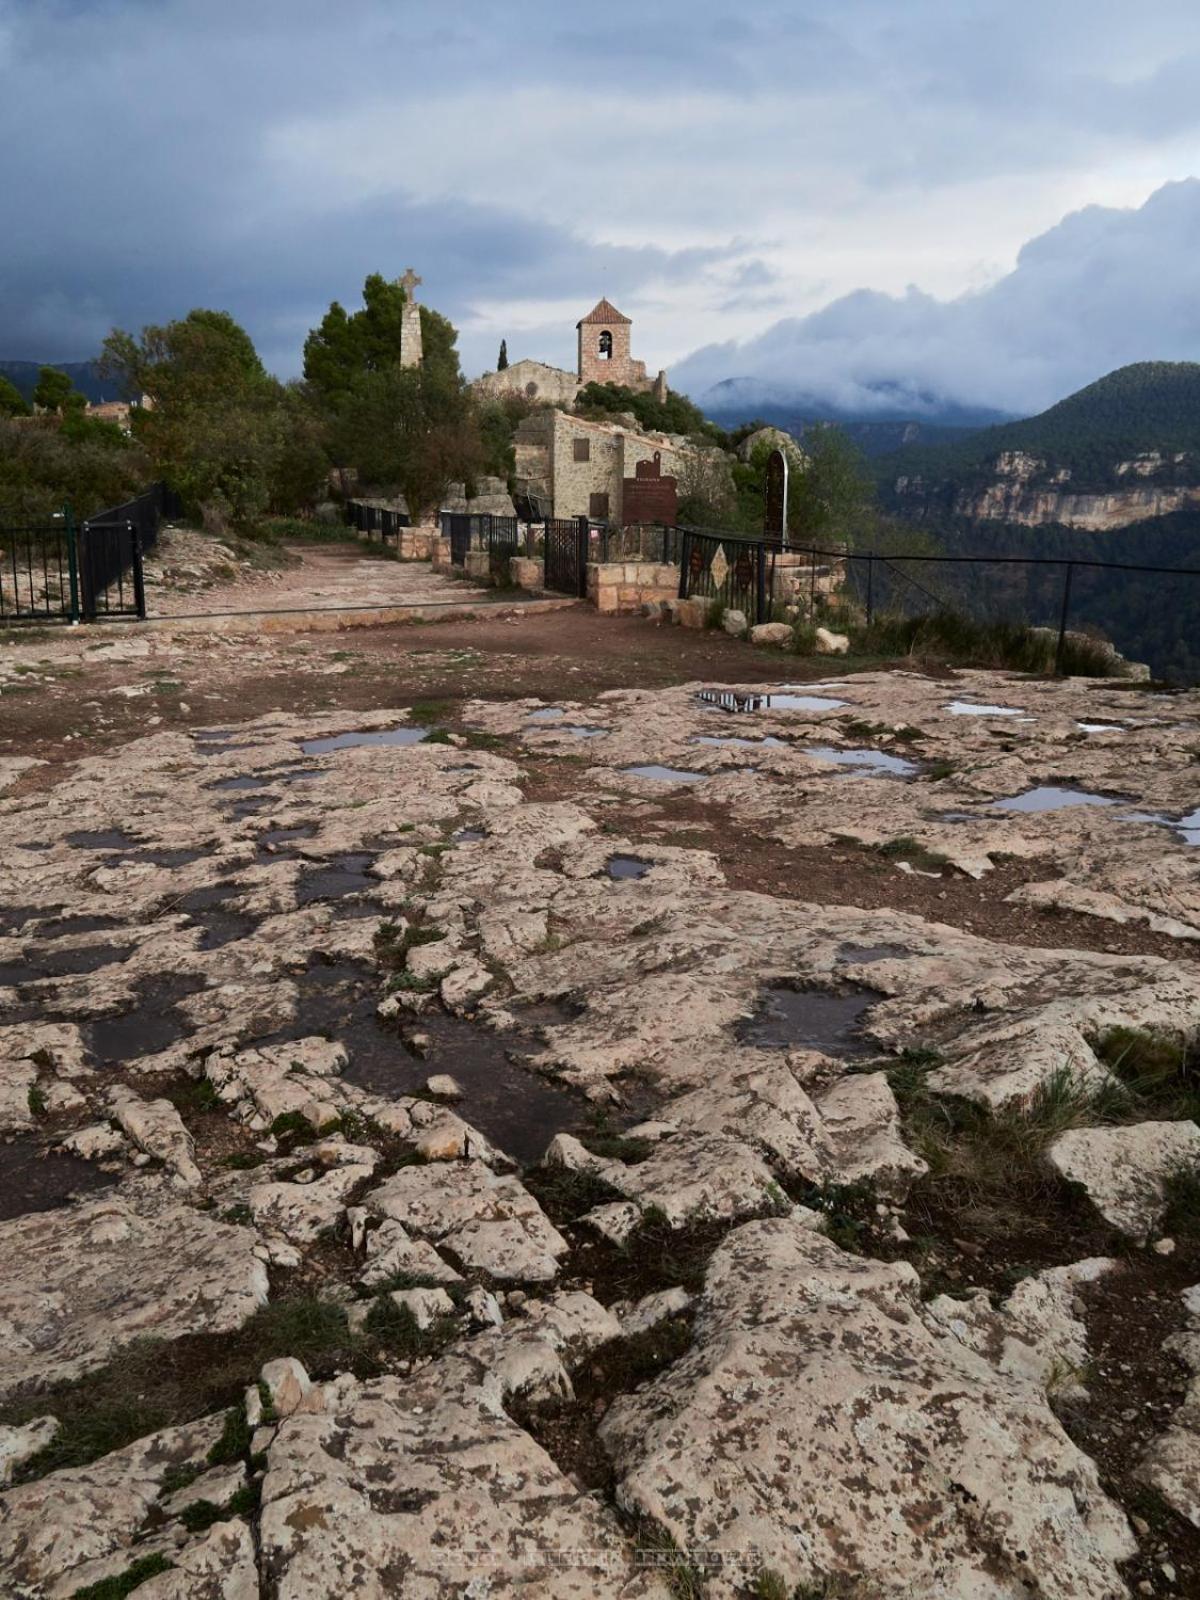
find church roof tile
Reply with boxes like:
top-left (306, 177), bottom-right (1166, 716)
top-left (577, 297), bottom-right (632, 326)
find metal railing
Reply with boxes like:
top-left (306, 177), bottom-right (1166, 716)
top-left (344, 500), bottom-right (411, 541)
top-left (1, 482), bottom-right (178, 625)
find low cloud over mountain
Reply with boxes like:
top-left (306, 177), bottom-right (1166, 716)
top-left (673, 181), bottom-right (1200, 421)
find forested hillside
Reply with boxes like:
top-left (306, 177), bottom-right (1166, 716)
top-left (879, 362), bottom-right (1200, 496)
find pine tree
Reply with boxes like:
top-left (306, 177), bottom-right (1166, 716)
top-left (497, 339), bottom-right (508, 372)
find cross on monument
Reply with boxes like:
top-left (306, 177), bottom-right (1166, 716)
top-left (399, 267), bottom-right (422, 302)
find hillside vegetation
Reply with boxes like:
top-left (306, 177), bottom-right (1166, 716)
top-left (878, 362), bottom-right (1200, 495)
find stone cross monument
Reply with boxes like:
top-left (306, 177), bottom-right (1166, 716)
top-left (398, 268), bottom-right (424, 369)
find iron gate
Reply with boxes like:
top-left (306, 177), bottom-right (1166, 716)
top-left (543, 517), bottom-right (589, 597)
top-left (678, 528), bottom-right (771, 624)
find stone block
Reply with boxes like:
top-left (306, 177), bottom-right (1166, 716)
top-left (814, 626), bottom-right (850, 654)
top-left (463, 551), bottom-right (490, 581)
top-left (722, 609), bottom-right (748, 637)
top-left (509, 557), bottom-right (544, 591)
top-left (676, 598), bottom-right (712, 629)
top-left (750, 622), bottom-right (793, 648)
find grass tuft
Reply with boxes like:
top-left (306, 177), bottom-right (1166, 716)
top-left (71, 1554), bottom-right (174, 1599)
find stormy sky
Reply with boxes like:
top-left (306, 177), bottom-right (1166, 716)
top-left (2, 0), bottom-right (1199, 416)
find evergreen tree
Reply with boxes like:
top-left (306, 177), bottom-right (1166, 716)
top-left (497, 339), bottom-right (508, 372)
top-left (32, 366), bottom-right (78, 414)
top-left (0, 376), bottom-right (30, 417)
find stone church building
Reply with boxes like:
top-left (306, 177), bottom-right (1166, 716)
top-left (475, 297), bottom-right (668, 406)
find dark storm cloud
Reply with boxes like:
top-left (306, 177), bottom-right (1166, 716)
top-left (2, 0), bottom-right (1200, 398)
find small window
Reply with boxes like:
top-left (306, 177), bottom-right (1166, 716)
top-left (573, 437), bottom-right (591, 462)
top-left (525, 381), bottom-right (538, 397)
top-left (598, 331), bottom-right (613, 359)
top-left (589, 492), bottom-right (610, 519)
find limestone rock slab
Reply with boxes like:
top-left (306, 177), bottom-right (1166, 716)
top-left (601, 1218), bottom-right (1135, 1600)
top-left (1046, 1120), bottom-right (1200, 1238)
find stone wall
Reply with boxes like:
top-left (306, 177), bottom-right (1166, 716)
top-left (475, 360), bottom-right (581, 408)
top-left (587, 560), bottom-right (679, 615)
top-left (514, 410), bottom-right (694, 522)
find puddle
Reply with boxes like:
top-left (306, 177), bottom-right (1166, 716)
top-left (736, 983), bottom-right (881, 1057)
top-left (65, 829), bottom-right (141, 850)
top-left (0, 944), bottom-right (135, 987)
top-left (136, 847), bottom-right (208, 868)
top-left (277, 962), bottom-right (583, 1166)
top-left (0, 908), bottom-right (43, 937)
top-left (562, 726), bottom-right (609, 739)
top-left (994, 787), bottom-right (1120, 814)
top-left (527, 708), bottom-right (566, 722)
top-left (208, 776), bottom-right (267, 793)
top-left (946, 701), bottom-right (1024, 718)
top-left (173, 885), bottom-right (258, 950)
top-left (1077, 722), bottom-right (1125, 734)
top-left (1123, 807), bottom-right (1200, 846)
top-left (295, 854), bottom-right (377, 906)
top-left (87, 975), bottom-right (207, 1066)
top-left (300, 727), bottom-right (428, 754)
top-left (453, 828), bottom-right (486, 844)
top-left (0, 1137), bottom-right (117, 1222)
top-left (226, 796), bottom-right (271, 819)
top-left (606, 855), bottom-right (651, 880)
top-left (698, 689), bottom-right (847, 713)
top-left (37, 914), bottom-right (122, 940)
top-left (622, 765), bottom-right (707, 784)
top-left (835, 943), bottom-right (910, 965)
top-left (804, 746), bottom-right (919, 777)
top-left (693, 735), bottom-right (785, 749)
top-left (937, 810), bottom-right (980, 823)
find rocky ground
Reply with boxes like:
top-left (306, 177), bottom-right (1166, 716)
top-left (2, 571), bottom-right (1200, 1597)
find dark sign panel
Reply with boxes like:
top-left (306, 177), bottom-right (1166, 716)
top-left (764, 447), bottom-right (788, 540)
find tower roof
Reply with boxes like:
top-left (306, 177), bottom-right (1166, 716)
top-left (577, 297), bottom-right (632, 327)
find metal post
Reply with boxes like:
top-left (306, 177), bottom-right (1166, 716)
top-left (866, 556), bottom-right (875, 625)
top-left (1054, 562), bottom-right (1075, 675)
top-left (64, 506), bottom-right (80, 623)
top-left (129, 520), bottom-right (147, 620)
top-left (575, 516), bottom-right (589, 598)
top-left (678, 530), bottom-right (691, 599)
top-left (810, 547), bottom-right (817, 623)
top-left (756, 541), bottom-right (768, 624)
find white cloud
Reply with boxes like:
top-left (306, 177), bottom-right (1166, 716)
top-left (671, 180), bottom-right (1200, 417)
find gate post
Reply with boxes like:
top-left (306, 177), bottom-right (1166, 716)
top-left (79, 520), bottom-right (96, 621)
top-left (129, 520), bottom-right (147, 620)
top-left (755, 541), bottom-right (768, 624)
top-left (64, 505), bottom-right (81, 624)
top-left (575, 517), bottom-right (589, 598)
top-left (678, 530), bottom-right (691, 599)
top-left (1054, 562), bottom-right (1075, 675)
top-left (866, 555), bottom-right (875, 625)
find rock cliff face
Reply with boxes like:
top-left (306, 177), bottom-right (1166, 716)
top-left (893, 449), bottom-right (1200, 530)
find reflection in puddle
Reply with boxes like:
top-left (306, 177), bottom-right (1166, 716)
top-left (300, 727), bottom-right (428, 754)
top-left (737, 983), bottom-right (880, 1057)
top-left (527, 708), bottom-right (565, 722)
top-left (453, 828), bottom-right (486, 843)
top-left (995, 787), bottom-right (1120, 814)
top-left (946, 701), bottom-right (1024, 718)
top-left (622, 765), bottom-right (707, 784)
top-left (259, 824), bottom-right (318, 851)
top-left (698, 688), bottom-right (847, 713)
top-left (562, 726), bottom-right (609, 739)
top-left (1123, 807), bottom-right (1200, 846)
top-left (0, 1137), bottom-right (117, 1222)
top-left (88, 976), bottom-right (207, 1065)
top-left (692, 735), bottom-right (785, 749)
top-left (804, 746), bottom-right (919, 777)
top-left (606, 855), bottom-right (651, 880)
top-left (1077, 722), bottom-right (1125, 734)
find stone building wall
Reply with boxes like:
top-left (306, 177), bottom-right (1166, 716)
top-left (475, 359), bottom-right (581, 408)
top-left (513, 410), bottom-right (695, 522)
